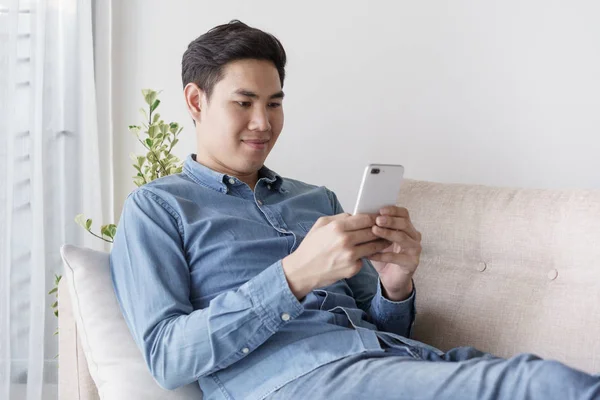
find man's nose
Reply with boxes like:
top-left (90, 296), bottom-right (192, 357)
top-left (248, 107), bottom-right (271, 131)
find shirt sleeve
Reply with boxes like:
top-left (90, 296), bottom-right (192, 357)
top-left (325, 188), bottom-right (417, 338)
top-left (345, 259), bottom-right (417, 338)
top-left (110, 189), bottom-right (304, 390)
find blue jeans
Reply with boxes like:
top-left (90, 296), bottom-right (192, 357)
top-left (266, 345), bottom-right (600, 400)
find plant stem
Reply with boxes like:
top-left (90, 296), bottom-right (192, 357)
top-left (86, 230), bottom-right (114, 243)
top-left (136, 137), bottom-right (169, 177)
top-left (155, 153), bottom-right (170, 176)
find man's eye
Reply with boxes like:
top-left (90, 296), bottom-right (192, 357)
top-left (237, 102), bottom-right (251, 108)
top-left (268, 103), bottom-right (282, 108)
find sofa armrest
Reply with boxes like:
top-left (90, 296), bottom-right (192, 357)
top-left (58, 276), bottom-right (100, 400)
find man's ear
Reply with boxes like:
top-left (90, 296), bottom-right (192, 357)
top-left (184, 83), bottom-right (204, 123)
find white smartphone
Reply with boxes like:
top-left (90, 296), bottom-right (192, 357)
top-left (352, 163), bottom-right (405, 215)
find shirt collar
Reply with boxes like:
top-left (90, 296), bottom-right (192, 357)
top-left (183, 154), bottom-right (284, 193)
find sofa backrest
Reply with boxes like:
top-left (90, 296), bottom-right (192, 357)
top-left (399, 179), bottom-right (600, 373)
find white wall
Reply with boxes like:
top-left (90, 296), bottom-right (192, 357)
top-left (112, 0), bottom-right (600, 218)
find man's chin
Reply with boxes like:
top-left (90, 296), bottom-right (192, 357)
top-left (231, 159), bottom-right (265, 175)
top-left (245, 161), bottom-right (266, 173)
top-left (239, 154), bottom-right (268, 170)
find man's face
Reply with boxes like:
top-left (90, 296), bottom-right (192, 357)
top-left (193, 59), bottom-right (284, 177)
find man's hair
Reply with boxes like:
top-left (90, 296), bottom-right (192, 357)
top-left (181, 20), bottom-right (287, 100)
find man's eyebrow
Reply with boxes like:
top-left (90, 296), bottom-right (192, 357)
top-left (233, 89), bottom-right (285, 99)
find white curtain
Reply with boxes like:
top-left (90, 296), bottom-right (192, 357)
top-left (0, 0), bottom-right (113, 398)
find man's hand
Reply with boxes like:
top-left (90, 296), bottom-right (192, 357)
top-left (368, 206), bottom-right (422, 301)
top-left (282, 213), bottom-right (391, 300)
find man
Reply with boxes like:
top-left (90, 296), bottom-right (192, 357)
top-left (110, 20), bottom-right (599, 400)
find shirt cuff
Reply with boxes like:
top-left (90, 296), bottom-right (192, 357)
top-left (370, 277), bottom-right (416, 323)
top-left (241, 260), bottom-right (305, 333)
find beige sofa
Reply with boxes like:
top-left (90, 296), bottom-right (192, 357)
top-left (58, 179), bottom-right (600, 399)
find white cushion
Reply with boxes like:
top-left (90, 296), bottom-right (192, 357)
top-left (60, 244), bottom-right (203, 399)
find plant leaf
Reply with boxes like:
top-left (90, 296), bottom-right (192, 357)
top-left (150, 99), bottom-right (160, 113)
top-left (85, 219), bottom-right (92, 230)
top-left (48, 287), bottom-right (58, 295)
top-left (139, 108), bottom-right (149, 121)
top-left (100, 224), bottom-right (109, 236)
top-left (145, 138), bottom-right (153, 148)
top-left (143, 89), bottom-right (157, 106)
top-left (74, 214), bottom-right (86, 227)
top-left (128, 125), bottom-right (140, 133)
top-left (148, 125), bottom-right (158, 138)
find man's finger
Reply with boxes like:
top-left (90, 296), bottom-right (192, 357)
top-left (371, 227), bottom-right (420, 250)
top-left (346, 227), bottom-right (380, 245)
top-left (337, 213), bottom-right (377, 232)
top-left (375, 215), bottom-right (421, 242)
top-left (379, 206), bottom-right (410, 219)
top-left (313, 213), bottom-right (351, 228)
top-left (353, 238), bottom-right (392, 259)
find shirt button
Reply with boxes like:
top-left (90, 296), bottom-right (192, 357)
top-left (257, 200), bottom-right (263, 206)
top-left (281, 313), bottom-right (290, 321)
top-left (242, 347), bottom-right (250, 354)
top-left (228, 178), bottom-right (236, 185)
top-left (267, 184), bottom-right (272, 190)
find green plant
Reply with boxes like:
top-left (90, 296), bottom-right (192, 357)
top-left (72, 89), bottom-right (184, 242)
top-left (49, 274), bottom-right (61, 328)
top-left (49, 89), bottom-right (184, 319)
top-left (129, 89), bottom-right (184, 187)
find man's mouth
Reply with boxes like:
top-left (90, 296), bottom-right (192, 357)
top-left (242, 139), bottom-right (269, 150)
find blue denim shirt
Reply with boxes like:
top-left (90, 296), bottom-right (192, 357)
top-left (110, 154), bottom-right (433, 400)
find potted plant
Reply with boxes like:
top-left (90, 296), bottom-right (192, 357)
top-left (49, 89), bottom-right (184, 328)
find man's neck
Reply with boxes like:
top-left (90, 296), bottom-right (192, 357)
top-left (237, 174), bottom-right (259, 190)
top-left (193, 154), bottom-right (259, 190)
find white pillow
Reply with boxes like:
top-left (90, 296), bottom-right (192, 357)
top-left (60, 244), bottom-right (203, 399)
